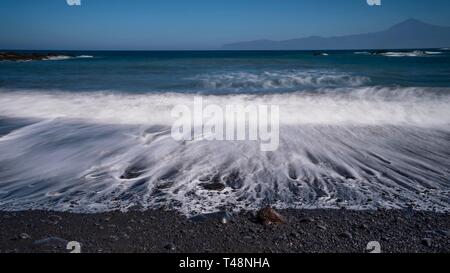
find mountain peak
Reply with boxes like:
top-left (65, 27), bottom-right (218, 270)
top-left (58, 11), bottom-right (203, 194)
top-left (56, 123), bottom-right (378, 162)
top-left (222, 19), bottom-right (450, 50)
top-left (402, 18), bottom-right (425, 24)
top-left (388, 18), bottom-right (432, 31)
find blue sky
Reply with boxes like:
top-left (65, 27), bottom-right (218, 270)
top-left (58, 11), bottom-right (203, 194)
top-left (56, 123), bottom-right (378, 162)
top-left (1, 0), bottom-right (450, 50)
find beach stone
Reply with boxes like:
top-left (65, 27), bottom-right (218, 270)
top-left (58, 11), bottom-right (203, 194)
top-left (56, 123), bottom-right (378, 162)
top-left (317, 224), bottom-right (327, 231)
top-left (109, 235), bottom-right (119, 242)
top-left (421, 238), bottom-right (432, 247)
top-left (257, 207), bottom-right (286, 225)
top-left (47, 215), bottom-right (62, 224)
top-left (120, 165), bottom-right (146, 179)
top-left (18, 233), bottom-right (31, 240)
top-left (359, 224), bottom-right (369, 230)
top-left (164, 243), bottom-right (176, 251)
top-left (0, 52), bottom-right (59, 61)
top-left (189, 211), bottom-right (232, 224)
top-left (340, 232), bottom-right (353, 240)
top-left (299, 217), bottom-right (315, 223)
top-left (33, 237), bottom-right (68, 249)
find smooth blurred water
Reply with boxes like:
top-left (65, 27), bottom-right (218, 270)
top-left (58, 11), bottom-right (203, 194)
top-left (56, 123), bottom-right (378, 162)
top-left (0, 50), bottom-right (449, 215)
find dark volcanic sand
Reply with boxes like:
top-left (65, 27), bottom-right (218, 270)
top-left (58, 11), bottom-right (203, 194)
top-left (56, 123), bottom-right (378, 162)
top-left (0, 209), bottom-right (449, 253)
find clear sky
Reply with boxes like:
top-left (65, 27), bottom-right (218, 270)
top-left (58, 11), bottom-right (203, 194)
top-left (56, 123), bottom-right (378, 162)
top-left (1, 0), bottom-right (450, 50)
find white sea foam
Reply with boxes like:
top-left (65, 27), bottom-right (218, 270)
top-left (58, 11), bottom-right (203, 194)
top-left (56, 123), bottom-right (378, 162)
top-left (380, 50), bottom-right (444, 57)
top-left (193, 70), bottom-right (370, 90)
top-left (0, 87), bottom-right (448, 127)
top-left (0, 88), bottom-right (449, 215)
top-left (44, 55), bottom-right (94, 61)
top-left (45, 55), bottom-right (73, 61)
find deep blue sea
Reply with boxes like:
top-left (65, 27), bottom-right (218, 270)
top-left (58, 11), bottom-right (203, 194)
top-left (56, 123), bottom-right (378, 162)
top-left (1, 50), bottom-right (450, 93)
top-left (0, 50), bottom-right (449, 215)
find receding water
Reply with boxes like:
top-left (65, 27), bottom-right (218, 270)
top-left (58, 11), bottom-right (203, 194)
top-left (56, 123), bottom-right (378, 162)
top-left (0, 50), bottom-right (449, 215)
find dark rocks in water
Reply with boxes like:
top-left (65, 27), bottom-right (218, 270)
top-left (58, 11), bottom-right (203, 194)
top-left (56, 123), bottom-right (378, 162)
top-left (224, 170), bottom-right (244, 189)
top-left (359, 224), bottom-right (369, 230)
top-left (287, 166), bottom-right (298, 180)
top-left (199, 182), bottom-right (226, 191)
top-left (120, 164), bottom-right (147, 180)
top-left (257, 207), bottom-right (286, 225)
top-left (369, 50), bottom-right (388, 55)
top-left (312, 52), bottom-right (329, 56)
top-left (0, 52), bottom-right (69, 61)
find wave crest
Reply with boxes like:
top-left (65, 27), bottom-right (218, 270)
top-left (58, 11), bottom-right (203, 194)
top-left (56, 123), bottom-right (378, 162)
top-left (193, 70), bottom-right (370, 91)
top-left (45, 55), bottom-right (94, 61)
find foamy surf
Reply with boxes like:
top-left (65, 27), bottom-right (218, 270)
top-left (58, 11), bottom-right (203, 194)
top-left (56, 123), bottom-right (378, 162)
top-left (381, 51), bottom-right (441, 57)
top-left (45, 55), bottom-right (94, 61)
top-left (192, 70), bottom-right (370, 91)
top-left (0, 87), bottom-right (448, 127)
top-left (353, 50), bottom-right (444, 57)
top-left (0, 87), bottom-right (449, 215)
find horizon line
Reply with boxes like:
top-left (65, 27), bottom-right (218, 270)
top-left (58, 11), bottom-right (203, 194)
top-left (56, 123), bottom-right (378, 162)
top-left (0, 47), bottom-right (446, 52)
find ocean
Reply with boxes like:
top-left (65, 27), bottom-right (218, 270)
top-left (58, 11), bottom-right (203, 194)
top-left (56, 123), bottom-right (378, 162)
top-left (0, 50), bottom-right (449, 215)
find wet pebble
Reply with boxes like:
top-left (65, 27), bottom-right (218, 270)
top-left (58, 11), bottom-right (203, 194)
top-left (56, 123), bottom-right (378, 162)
top-left (317, 224), bottom-right (327, 231)
top-left (33, 237), bottom-right (68, 248)
top-left (164, 243), bottom-right (176, 251)
top-left (340, 232), bottom-right (353, 240)
top-left (257, 207), bottom-right (286, 225)
top-left (299, 217), bottom-right (315, 223)
top-left (421, 238), bottom-right (432, 247)
top-left (47, 215), bottom-right (62, 224)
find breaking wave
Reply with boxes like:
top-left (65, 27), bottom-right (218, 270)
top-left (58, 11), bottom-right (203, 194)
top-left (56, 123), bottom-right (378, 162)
top-left (354, 50), bottom-right (443, 57)
top-left (45, 55), bottom-right (94, 61)
top-left (381, 51), bottom-right (441, 57)
top-left (0, 87), bottom-right (448, 126)
top-left (192, 70), bottom-right (370, 91)
top-left (0, 87), bottom-right (449, 215)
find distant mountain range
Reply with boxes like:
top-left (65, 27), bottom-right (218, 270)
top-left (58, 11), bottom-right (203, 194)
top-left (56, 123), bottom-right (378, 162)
top-left (222, 19), bottom-right (450, 50)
